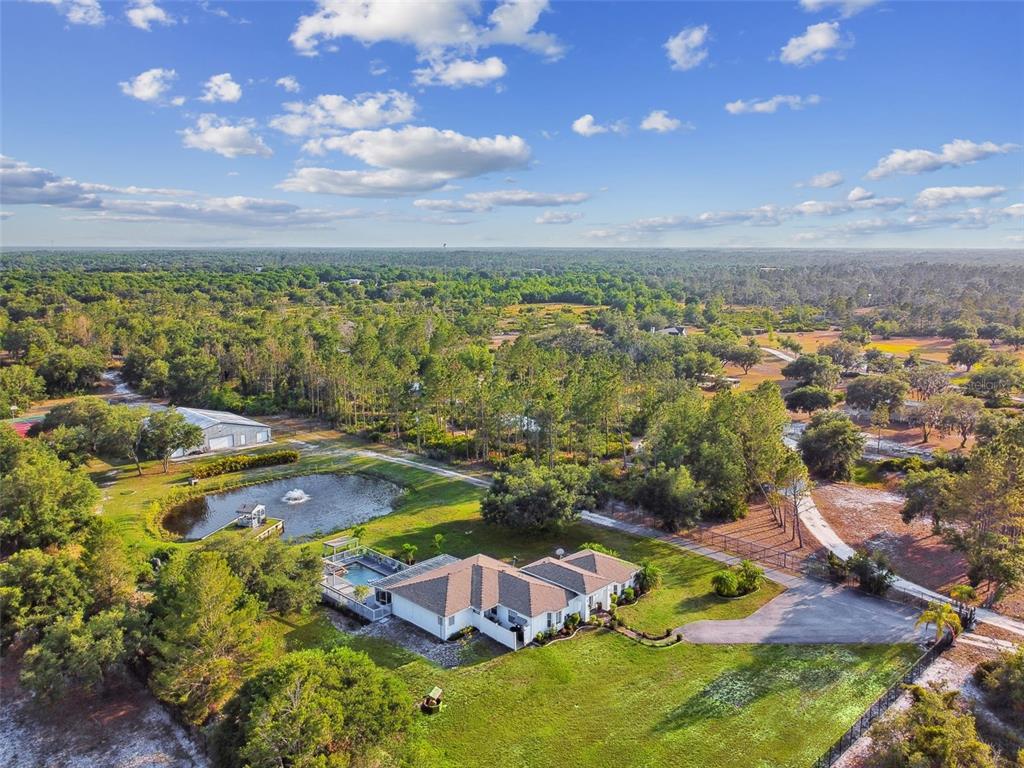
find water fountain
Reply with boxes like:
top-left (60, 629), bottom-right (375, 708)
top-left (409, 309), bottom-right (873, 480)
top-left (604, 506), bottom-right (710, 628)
top-left (282, 488), bottom-right (311, 505)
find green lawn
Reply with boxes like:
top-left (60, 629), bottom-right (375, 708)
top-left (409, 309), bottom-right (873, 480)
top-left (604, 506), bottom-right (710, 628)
top-left (401, 634), bottom-right (914, 768)
top-left (97, 436), bottom-right (917, 768)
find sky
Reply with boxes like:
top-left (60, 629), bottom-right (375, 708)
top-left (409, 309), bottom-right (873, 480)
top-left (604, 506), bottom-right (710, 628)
top-left (1, 0), bottom-right (1022, 248)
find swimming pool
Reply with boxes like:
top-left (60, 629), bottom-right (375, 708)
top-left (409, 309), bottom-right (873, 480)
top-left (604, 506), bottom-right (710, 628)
top-left (342, 561), bottom-right (389, 587)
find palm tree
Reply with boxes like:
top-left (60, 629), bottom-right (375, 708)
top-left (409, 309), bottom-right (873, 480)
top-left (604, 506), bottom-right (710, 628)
top-left (353, 584), bottom-right (371, 603)
top-left (401, 542), bottom-right (418, 565)
top-left (351, 524), bottom-right (367, 544)
top-left (432, 533), bottom-right (446, 555)
top-left (916, 601), bottom-right (962, 643)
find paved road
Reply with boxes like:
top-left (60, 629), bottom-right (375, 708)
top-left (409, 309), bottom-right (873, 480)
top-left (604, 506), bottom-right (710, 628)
top-left (760, 347), bottom-right (797, 363)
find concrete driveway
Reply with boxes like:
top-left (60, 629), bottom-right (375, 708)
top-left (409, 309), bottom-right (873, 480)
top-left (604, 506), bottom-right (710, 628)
top-left (681, 581), bottom-right (928, 645)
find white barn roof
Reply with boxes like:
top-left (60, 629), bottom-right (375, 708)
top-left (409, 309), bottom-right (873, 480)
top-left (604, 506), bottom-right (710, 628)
top-left (149, 405), bottom-right (269, 431)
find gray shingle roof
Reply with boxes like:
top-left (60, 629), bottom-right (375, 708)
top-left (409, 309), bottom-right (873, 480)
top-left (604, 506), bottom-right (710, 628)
top-left (562, 549), bottom-right (641, 584)
top-left (385, 554), bottom-right (572, 618)
top-left (521, 557), bottom-right (612, 595)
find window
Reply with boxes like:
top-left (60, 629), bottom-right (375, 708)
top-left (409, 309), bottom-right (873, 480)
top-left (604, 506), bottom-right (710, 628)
top-left (448, 615), bottom-right (455, 626)
top-left (547, 613), bottom-right (554, 628)
top-left (556, 611), bottom-right (562, 624)
top-left (437, 616), bottom-right (444, 626)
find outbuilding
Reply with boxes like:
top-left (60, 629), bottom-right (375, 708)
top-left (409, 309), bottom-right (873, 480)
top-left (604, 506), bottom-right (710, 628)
top-left (166, 407), bottom-right (272, 457)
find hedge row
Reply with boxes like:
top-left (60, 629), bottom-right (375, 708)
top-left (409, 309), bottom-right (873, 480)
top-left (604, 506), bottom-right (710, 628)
top-left (191, 449), bottom-right (300, 479)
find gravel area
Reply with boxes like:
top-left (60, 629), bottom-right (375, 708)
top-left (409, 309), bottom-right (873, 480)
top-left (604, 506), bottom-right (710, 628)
top-left (1, 652), bottom-right (207, 768)
top-left (325, 609), bottom-right (505, 668)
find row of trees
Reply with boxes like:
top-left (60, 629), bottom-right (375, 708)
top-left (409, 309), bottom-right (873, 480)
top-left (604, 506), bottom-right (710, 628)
top-left (1, 422), bottom-right (416, 766)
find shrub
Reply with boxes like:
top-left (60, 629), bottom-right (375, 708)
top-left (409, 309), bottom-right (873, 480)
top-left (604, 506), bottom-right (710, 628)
top-left (712, 570), bottom-right (739, 597)
top-left (622, 586), bottom-right (636, 603)
top-left (535, 632), bottom-right (546, 645)
top-left (735, 560), bottom-right (765, 594)
top-left (826, 551), bottom-right (849, 582)
top-left (636, 561), bottom-right (664, 594)
top-left (847, 548), bottom-right (896, 596)
top-left (191, 450), bottom-right (299, 479)
top-left (564, 612), bottom-right (581, 631)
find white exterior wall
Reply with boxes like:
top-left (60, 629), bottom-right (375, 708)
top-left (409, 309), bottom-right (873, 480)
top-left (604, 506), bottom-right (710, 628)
top-left (475, 615), bottom-right (519, 649)
top-left (391, 594), bottom-right (449, 640)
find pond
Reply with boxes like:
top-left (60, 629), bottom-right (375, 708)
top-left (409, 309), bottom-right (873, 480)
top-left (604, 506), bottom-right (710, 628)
top-left (163, 473), bottom-right (401, 541)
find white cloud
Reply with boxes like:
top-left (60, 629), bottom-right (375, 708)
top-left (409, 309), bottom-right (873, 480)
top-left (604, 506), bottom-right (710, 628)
top-left (571, 114), bottom-right (626, 137)
top-left (1, 155), bottom-right (369, 229)
top-left (36, 0), bottom-right (104, 26)
top-left (585, 204), bottom-right (790, 242)
top-left (536, 210), bottom-right (582, 224)
top-left (725, 94), bottom-right (820, 115)
top-left (119, 68), bottom-right (177, 102)
top-left (914, 185), bottom-right (1006, 209)
top-left (309, 126), bottom-right (529, 174)
top-left (369, 59), bottom-right (388, 76)
top-left (278, 168), bottom-right (449, 198)
top-left (413, 56), bottom-right (507, 87)
top-left (640, 110), bottom-right (688, 133)
top-left (799, 0), bottom-right (880, 18)
top-left (414, 189), bottom-right (589, 212)
top-left (867, 139), bottom-right (1020, 179)
top-left (1004, 203), bottom-right (1024, 218)
top-left (665, 25), bottom-right (709, 71)
top-left (289, 0), bottom-right (563, 69)
top-left (180, 115), bottom-right (272, 158)
top-left (281, 126), bottom-right (530, 197)
top-left (780, 22), bottom-right (846, 66)
top-left (276, 76), bottom-right (301, 93)
top-left (200, 73), bottom-right (243, 103)
top-left (847, 186), bottom-right (873, 202)
top-left (799, 170), bottom-right (844, 188)
top-left (125, 0), bottom-right (174, 30)
top-left (271, 91), bottom-right (416, 137)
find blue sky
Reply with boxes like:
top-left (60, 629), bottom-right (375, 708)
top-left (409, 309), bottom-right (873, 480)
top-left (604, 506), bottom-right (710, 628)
top-left (1, 0), bottom-right (1022, 247)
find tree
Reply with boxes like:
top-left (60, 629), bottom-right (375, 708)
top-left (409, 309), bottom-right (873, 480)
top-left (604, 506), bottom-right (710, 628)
top-left (866, 684), bottom-right (995, 768)
top-left (916, 601), bottom-right (962, 643)
top-left (782, 354), bottom-right (841, 389)
top-left (20, 607), bottom-right (145, 701)
top-left (0, 440), bottom-right (99, 552)
top-left (83, 523), bottom-right (138, 611)
top-left (0, 548), bottom-right (88, 649)
top-left (870, 405), bottom-right (890, 452)
top-left (99, 404), bottom-right (148, 475)
top-left (726, 344), bottom-right (761, 374)
top-left (964, 365), bottom-right (1024, 406)
top-left (636, 561), bottom-right (663, 594)
top-left (909, 398), bottom-right (944, 443)
top-left (784, 385), bottom-right (835, 413)
top-left (635, 463), bottom-right (702, 529)
top-left (481, 460), bottom-right (592, 531)
top-left (819, 340), bottom-right (862, 371)
top-left (948, 339), bottom-right (988, 371)
top-left (839, 325), bottom-right (871, 345)
top-left (143, 407), bottom-right (204, 473)
top-left (201, 536), bottom-right (321, 615)
top-left (400, 542), bottom-right (418, 564)
top-left (0, 364), bottom-right (46, 414)
top-left (211, 647), bottom-right (412, 768)
top-left (901, 468), bottom-right (956, 527)
top-left (149, 551), bottom-right (266, 724)
top-left (934, 392), bottom-right (983, 448)
top-left (799, 411), bottom-right (865, 480)
top-left (942, 319), bottom-right (979, 341)
top-left (845, 374), bottom-right (909, 413)
top-left (432, 532), bottom-right (446, 555)
top-left (974, 646), bottom-right (1024, 723)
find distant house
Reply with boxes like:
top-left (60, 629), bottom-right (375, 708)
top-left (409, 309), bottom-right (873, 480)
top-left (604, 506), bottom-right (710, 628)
top-left (162, 407), bottom-right (272, 457)
top-left (651, 325), bottom-right (686, 336)
top-left (373, 549), bottom-right (641, 650)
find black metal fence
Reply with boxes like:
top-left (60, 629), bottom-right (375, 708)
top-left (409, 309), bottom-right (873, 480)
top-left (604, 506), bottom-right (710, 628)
top-left (811, 630), bottom-right (955, 768)
top-left (690, 528), bottom-right (804, 571)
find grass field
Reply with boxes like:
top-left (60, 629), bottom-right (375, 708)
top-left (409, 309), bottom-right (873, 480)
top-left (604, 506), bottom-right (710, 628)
top-left (95, 435), bottom-right (917, 768)
top-left (268, 608), bottom-right (915, 768)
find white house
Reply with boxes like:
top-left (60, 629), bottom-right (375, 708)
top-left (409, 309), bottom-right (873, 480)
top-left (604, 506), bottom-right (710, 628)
top-left (377, 549), bottom-right (641, 650)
